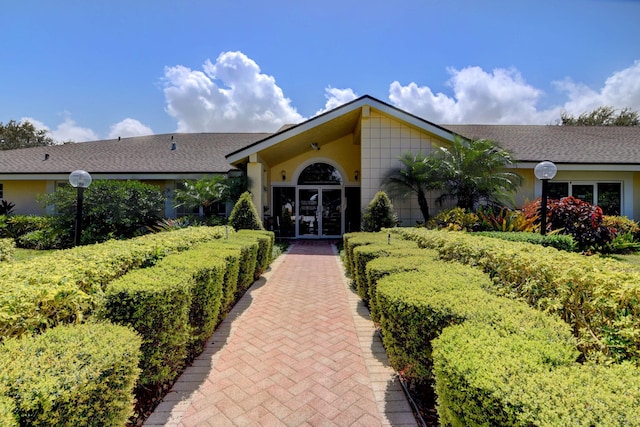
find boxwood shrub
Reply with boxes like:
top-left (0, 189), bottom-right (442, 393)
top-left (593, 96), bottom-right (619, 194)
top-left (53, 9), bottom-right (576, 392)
top-left (100, 263), bottom-right (194, 386)
top-left (395, 228), bottom-right (640, 362)
top-left (222, 238), bottom-right (259, 296)
top-left (237, 229), bottom-right (274, 278)
top-left (0, 226), bottom-right (227, 339)
top-left (376, 265), bottom-right (575, 383)
top-left (365, 252), bottom-right (437, 323)
top-left (0, 322), bottom-right (141, 426)
top-left (434, 322), bottom-right (640, 426)
top-left (0, 396), bottom-right (17, 426)
top-left (0, 238), bottom-right (14, 262)
top-left (351, 239), bottom-right (419, 302)
top-left (153, 243), bottom-right (227, 355)
top-left (474, 230), bottom-right (577, 252)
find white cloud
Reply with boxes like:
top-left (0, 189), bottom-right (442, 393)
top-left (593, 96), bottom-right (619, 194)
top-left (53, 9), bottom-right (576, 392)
top-left (21, 115), bottom-right (98, 143)
top-left (555, 60), bottom-right (640, 116)
top-left (389, 66), bottom-right (558, 124)
top-left (315, 87), bottom-right (359, 115)
top-left (163, 51), bottom-right (304, 132)
top-left (389, 61), bottom-right (640, 125)
top-left (108, 118), bottom-right (153, 139)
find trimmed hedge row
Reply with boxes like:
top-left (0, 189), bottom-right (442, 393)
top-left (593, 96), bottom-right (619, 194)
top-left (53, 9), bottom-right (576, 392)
top-left (0, 322), bottom-right (141, 426)
top-left (351, 239), bottom-right (421, 302)
top-left (343, 231), bottom-right (640, 425)
top-left (474, 230), bottom-right (577, 252)
top-left (0, 238), bottom-right (14, 262)
top-left (376, 267), bottom-right (575, 383)
top-left (238, 229), bottom-right (275, 278)
top-left (100, 232), bottom-right (271, 387)
top-left (395, 228), bottom-right (640, 362)
top-left (0, 226), bottom-right (227, 339)
top-left (434, 322), bottom-right (640, 426)
top-left (0, 228), bottom-right (274, 425)
top-left (365, 254), bottom-right (437, 323)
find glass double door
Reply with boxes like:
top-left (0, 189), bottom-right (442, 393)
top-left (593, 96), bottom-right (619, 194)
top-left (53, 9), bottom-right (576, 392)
top-left (297, 187), bottom-right (342, 237)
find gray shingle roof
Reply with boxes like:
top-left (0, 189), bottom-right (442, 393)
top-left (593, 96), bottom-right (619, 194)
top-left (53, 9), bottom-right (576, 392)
top-left (2, 121), bottom-right (640, 176)
top-left (443, 125), bottom-right (640, 164)
top-left (0, 133), bottom-right (270, 174)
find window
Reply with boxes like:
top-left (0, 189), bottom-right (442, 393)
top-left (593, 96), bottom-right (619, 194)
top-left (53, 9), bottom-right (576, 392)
top-left (0, 183), bottom-right (3, 199)
top-left (547, 182), bottom-right (621, 215)
top-left (297, 163), bottom-right (342, 185)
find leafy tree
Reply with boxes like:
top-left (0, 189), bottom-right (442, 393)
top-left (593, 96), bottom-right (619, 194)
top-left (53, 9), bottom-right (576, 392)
top-left (39, 180), bottom-right (165, 246)
top-left (174, 175), bottom-right (249, 218)
top-left (382, 151), bottom-right (440, 223)
top-left (361, 191), bottom-right (397, 232)
top-left (0, 120), bottom-right (55, 150)
top-left (433, 137), bottom-right (522, 211)
top-left (228, 192), bottom-right (264, 231)
top-left (560, 106), bottom-right (640, 126)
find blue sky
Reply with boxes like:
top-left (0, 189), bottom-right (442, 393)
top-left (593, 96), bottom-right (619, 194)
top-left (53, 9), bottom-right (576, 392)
top-left (2, 0), bottom-right (639, 142)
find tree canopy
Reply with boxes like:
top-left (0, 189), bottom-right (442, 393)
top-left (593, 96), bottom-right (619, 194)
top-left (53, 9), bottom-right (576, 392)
top-left (0, 120), bottom-right (54, 150)
top-left (560, 106), bottom-right (639, 126)
top-left (382, 151), bottom-right (440, 223)
top-left (383, 137), bottom-right (522, 222)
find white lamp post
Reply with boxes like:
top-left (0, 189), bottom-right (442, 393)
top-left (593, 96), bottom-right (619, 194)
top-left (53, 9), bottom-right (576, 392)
top-left (68, 170), bottom-right (92, 246)
top-left (534, 161), bottom-right (557, 235)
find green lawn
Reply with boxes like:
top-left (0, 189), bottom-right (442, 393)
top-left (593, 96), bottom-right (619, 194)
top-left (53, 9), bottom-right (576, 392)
top-left (602, 252), bottom-right (640, 271)
top-left (13, 248), bottom-right (53, 261)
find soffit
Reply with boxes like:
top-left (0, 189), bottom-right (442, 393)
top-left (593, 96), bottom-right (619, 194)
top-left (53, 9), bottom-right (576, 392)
top-left (252, 108), bottom-right (362, 166)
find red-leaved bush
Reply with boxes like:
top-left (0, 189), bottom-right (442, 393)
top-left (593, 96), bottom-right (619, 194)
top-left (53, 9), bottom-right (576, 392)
top-left (523, 196), bottom-right (616, 251)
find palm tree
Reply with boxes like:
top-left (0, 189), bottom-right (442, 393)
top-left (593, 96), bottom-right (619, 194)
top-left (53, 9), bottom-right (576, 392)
top-left (382, 151), bottom-right (441, 223)
top-left (174, 175), bottom-right (249, 218)
top-left (434, 137), bottom-right (522, 211)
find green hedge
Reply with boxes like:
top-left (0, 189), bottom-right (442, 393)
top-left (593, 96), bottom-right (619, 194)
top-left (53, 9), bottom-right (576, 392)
top-left (474, 231), bottom-right (577, 252)
top-left (0, 396), bottom-right (17, 427)
top-left (0, 322), bottom-right (141, 426)
top-left (99, 232), bottom-right (270, 387)
top-left (343, 232), bottom-right (391, 277)
top-left (237, 229), bottom-right (274, 278)
top-left (351, 239), bottom-right (419, 302)
top-left (376, 266), bottom-right (575, 383)
top-left (365, 252), bottom-right (437, 323)
top-left (153, 243), bottom-right (227, 355)
top-left (0, 238), bottom-right (14, 262)
top-left (211, 247), bottom-right (242, 322)
top-left (434, 322), bottom-right (640, 426)
top-left (345, 231), bottom-right (640, 424)
top-left (222, 238), bottom-right (259, 296)
top-left (101, 262), bottom-right (194, 386)
top-left (395, 228), bottom-right (640, 362)
top-left (0, 226), bottom-right (227, 339)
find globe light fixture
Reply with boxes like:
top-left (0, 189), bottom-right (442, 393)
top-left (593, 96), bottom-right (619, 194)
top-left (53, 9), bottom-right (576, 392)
top-left (68, 170), bottom-right (92, 245)
top-left (534, 161), bottom-right (557, 235)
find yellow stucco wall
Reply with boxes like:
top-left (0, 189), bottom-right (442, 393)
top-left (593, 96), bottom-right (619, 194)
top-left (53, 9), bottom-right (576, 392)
top-left (515, 168), bottom-right (536, 207)
top-left (360, 111), bottom-right (451, 226)
top-left (271, 134), bottom-right (360, 186)
top-left (2, 180), bottom-right (48, 215)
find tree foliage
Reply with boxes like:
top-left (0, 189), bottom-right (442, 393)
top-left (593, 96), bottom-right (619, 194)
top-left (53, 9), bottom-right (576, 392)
top-left (39, 180), bottom-right (165, 246)
top-left (560, 106), bottom-right (640, 126)
top-left (0, 120), bottom-right (54, 150)
top-left (173, 175), bottom-right (249, 218)
top-left (434, 138), bottom-right (523, 211)
top-left (362, 191), bottom-right (397, 232)
top-left (382, 151), bottom-right (440, 223)
top-left (383, 138), bottom-right (522, 221)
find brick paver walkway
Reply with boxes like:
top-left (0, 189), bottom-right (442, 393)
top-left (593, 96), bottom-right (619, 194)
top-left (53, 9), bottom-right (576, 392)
top-left (144, 240), bottom-right (417, 426)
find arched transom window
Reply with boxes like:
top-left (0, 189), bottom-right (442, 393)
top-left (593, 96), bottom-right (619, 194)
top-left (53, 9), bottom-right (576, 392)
top-left (297, 163), bottom-right (343, 185)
